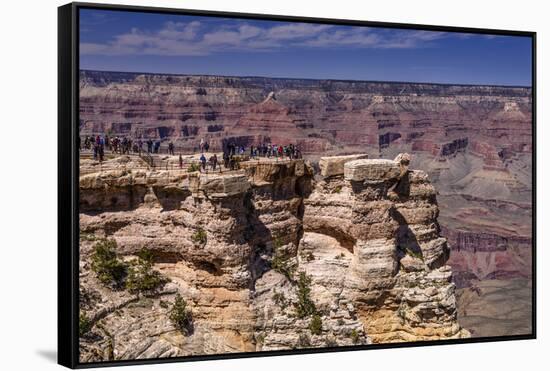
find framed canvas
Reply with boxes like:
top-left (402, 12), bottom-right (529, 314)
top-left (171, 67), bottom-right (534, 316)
top-left (58, 2), bottom-right (536, 368)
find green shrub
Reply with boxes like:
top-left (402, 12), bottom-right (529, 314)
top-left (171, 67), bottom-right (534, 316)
top-left (350, 329), bottom-right (360, 344)
top-left (91, 239), bottom-right (128, 289)
top-left (191, 228), bottom-right (207, 245)
top-left (332, 185), bottom-right (342, 194)
top-left (271, 254), bottom-right (295, 280)
top-left (273, 236), bottom-right (283, 249)
top-left (255, 333), bottom-right (266, 345)
top-left (309, 314), bottom-right (323, 335)
top-left (294, 272), bottom-right (316, 318)
top-left (169, 294), bottom-right (193, 335)
top-left (187, 163), bottom-right (200, 172)
top-left (79, 312), bottom-right (93, 337)
top-left (80, 232), bottom-right (98, 242)
top-left (125, 249), bottom-right (168, 297)
top-left (271, 236), bottom-right (295, 280)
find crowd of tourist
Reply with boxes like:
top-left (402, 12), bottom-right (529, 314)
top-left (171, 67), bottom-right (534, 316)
top-left (79, 134), bottom-right (302, 170)
top-left (223, 142), bottom-right (302, 160)
top-left (79, 135), bottom-right (177, 161)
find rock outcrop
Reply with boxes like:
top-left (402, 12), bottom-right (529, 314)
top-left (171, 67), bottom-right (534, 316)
top-left (303, 154), bottom-right (467, 342)
top-left (79, 154), bottom-right (468, 362)
top-left (79, 71), bottom-right (533, 298)
top-left (319, 154), bottom-right (368, 177)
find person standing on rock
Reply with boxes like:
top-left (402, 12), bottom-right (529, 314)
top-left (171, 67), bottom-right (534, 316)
top-left (98, 143), bottom-right (104, 162)
top-left (200, 153), bottom-right (207, 172)
top-left (179, 154), bottom-right (183, 169)
top-left (223, 151), bottom-right (230, 170)
top-left (208, 154), bottom-right (218, 172)
top-left (168, 141), bottom-right (175, 155)
top-left (213, 154), bottom-right (220, 172)
top-left (93, 142), bottom-right (98, 160)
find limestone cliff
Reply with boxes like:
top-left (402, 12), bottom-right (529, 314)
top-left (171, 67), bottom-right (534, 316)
top-left (79, 154), bottom-right (468, 362)
top-left (79, 71), bottom-right (533, 294)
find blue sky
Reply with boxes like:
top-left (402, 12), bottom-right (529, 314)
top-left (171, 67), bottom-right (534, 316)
top-left (79, 9), bottom-right (532, 86)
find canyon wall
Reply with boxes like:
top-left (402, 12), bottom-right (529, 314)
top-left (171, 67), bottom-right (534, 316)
top-left (79, 70), bottom-right (533, 337)
top-left (78, 155), bottom-right (468, 362)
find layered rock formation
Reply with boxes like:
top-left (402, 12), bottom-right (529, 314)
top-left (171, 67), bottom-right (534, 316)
top-left (79, 154), bottom-right (467, 362)
top-left (303, 154), bottom-right (466, 342)
top-left (79, 70), bottom-right (533, 337)
top-left (79, 71), bottom-right (532, 158)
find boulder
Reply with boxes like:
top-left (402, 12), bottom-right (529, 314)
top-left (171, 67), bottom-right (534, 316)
top-left (319, 154), bottom-right (368, 177)
top-left (344, 159), bottom-right (400, 182)
top-left (190, 173), bottom-right (250, 198)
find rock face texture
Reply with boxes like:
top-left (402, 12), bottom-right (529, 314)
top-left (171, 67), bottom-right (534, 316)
top-left (79, 71), bottom-right (533, 337)
top-left (319, 154), bottom-right (368, 177)
top-left (79, 154), bottom-right (467, 362)
top-left (303, 154), bottom-right (466, 342)
top-left (79, 71), bottom-right (532, 159)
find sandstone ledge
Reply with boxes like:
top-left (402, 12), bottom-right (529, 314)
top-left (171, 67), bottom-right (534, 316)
top-left (189, 173), bottom-right (250, 199)
top-left (319, 154), bottom-right (368, 177)
top-left (344, 159), bottom-right (401, 182)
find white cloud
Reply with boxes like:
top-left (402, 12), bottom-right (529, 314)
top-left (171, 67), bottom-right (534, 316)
top-left (80, 20), bottom-right (464, 57)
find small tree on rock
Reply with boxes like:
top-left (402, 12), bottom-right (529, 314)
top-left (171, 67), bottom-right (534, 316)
top-left (294, 272), bottom-right (317, 318)
top-left (79, 311), bottom-right (93, 337)
top-left (125, 249), bottom-right (168, 297)
top-left (90, 239), bottom-right (128, 289)
top-left (191, 228), bottom-right (207, 245)
top-left (169, 294), bottom-right (193, 335)
top-left (309, 313), bottom-right (323, 335)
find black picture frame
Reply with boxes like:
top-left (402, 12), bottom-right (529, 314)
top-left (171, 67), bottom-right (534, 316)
top-left (58, 2), bottom-right (537, 369)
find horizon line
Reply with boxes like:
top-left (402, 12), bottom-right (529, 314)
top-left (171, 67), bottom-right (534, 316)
top-left (79, 68), bottom-right (532, 89)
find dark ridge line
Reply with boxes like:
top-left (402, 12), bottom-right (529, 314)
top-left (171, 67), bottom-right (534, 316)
top-left (79, 69), bottom-right (532, 90)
